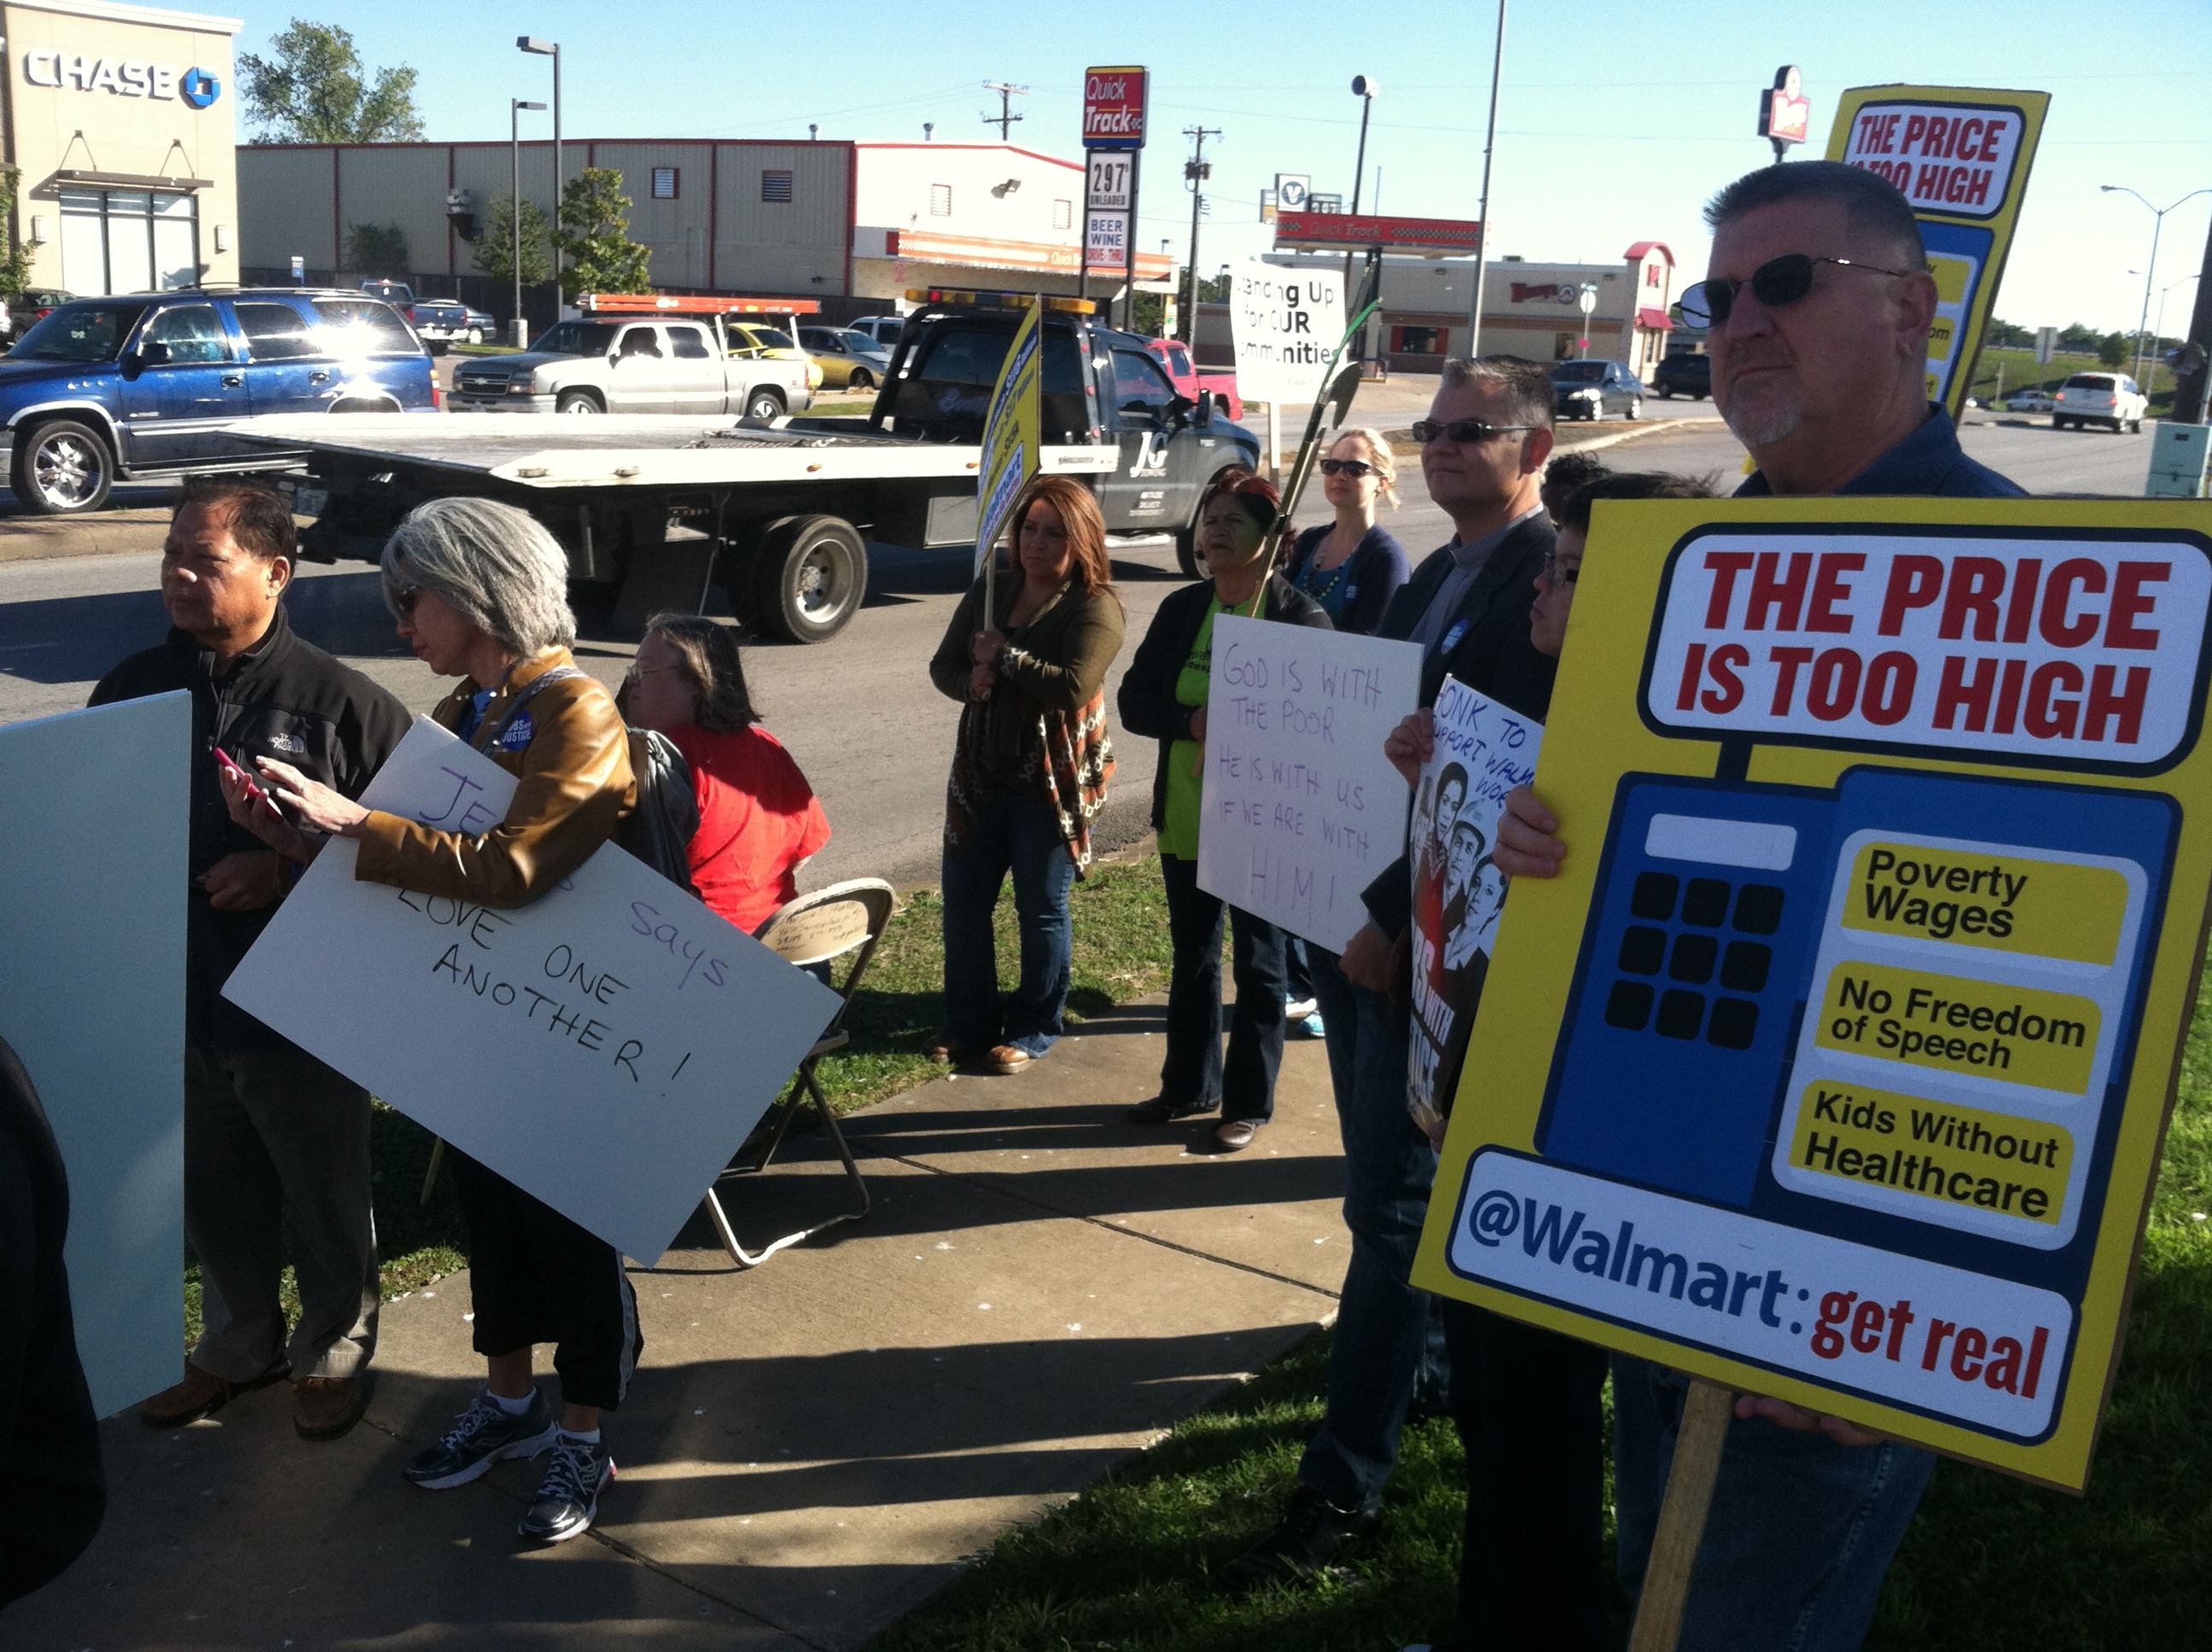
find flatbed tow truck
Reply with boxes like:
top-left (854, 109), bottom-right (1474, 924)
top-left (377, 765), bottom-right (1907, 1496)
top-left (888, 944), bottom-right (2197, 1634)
top-left (242, 288), bottom-right (1261, 643)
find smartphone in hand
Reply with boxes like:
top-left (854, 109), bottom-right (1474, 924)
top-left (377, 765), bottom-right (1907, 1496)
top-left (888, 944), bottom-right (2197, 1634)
top-left (212, 747), bottom-right (271, 807)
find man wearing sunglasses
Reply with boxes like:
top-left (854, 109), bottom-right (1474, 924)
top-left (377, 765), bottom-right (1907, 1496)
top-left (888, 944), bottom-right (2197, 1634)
top-left (1224, 356), bottom-right (1558, 1591)
top-left (1484, 163), bottom-right (2024, 1652)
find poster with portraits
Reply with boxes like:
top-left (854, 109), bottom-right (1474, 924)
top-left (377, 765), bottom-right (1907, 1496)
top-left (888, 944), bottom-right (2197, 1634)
top-left (1406, 678), bottom-right (1542, 1139)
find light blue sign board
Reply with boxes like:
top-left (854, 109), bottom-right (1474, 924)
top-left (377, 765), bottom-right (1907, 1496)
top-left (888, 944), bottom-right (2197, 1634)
top-left (0, 695), bottom-right (188, 1417)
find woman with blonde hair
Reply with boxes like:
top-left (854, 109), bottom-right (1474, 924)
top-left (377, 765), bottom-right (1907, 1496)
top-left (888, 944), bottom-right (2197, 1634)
top-left (1281, 427), bottom-right (1412, 637)
top-left (926, 473), bottom-right (1125, 1074)
top-left (622, 613), bottom-right (829, 937)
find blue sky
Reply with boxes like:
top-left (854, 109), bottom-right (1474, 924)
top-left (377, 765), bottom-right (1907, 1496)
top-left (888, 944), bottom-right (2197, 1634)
top-left (224, 0), bottom-right (2212, 336)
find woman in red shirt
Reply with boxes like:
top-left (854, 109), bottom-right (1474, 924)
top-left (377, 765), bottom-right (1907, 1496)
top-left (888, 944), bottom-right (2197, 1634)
top-left (623, 614), bottom-right (830, 934)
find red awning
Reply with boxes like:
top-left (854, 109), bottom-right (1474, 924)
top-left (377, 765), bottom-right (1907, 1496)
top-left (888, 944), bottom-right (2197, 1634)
top-left (1637, 306), bottom-right (1674, 330)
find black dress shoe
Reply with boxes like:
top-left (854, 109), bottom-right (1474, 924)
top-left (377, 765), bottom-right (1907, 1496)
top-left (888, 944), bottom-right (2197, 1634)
top-left (1217, 1485), bottom-right (1378, 1591)
top-left (1126, 1094), bottom-right (1218, 1125)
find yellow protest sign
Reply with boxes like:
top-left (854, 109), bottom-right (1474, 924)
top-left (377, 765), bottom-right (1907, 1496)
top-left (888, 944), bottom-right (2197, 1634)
top-left (1415, 497), bottom-right (2212, 1491)
top-left (1825, 84), bottom-right (2052, 419)
top-left (974, 297), bottom-right (1045, 576)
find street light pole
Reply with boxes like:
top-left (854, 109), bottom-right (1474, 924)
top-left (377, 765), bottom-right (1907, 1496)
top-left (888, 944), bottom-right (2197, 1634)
top-left (2102, 184), bottom-right (2212, 385)
top-left (519, 39), bottom-right (562, 275)
top-left (510, 98), bottom-right (546, 346)
top-left (1464, 0), bottom-right (1507, 361)
top-left (1344, 76), bottom-right (1376, 358)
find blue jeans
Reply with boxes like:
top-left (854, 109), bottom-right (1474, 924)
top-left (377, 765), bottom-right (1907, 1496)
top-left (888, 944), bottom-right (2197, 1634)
top-left (1158, 854), bottom-right (1287, 1121)
top-left (940, 790), bottom-right (1076, 1056)
top-left (1612, 1355), bottom-right (1935, 1651)
top-left (1296, 964), bottom-right (1452, 1515)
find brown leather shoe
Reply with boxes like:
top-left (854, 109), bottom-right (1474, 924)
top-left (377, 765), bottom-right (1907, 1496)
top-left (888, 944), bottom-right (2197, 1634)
top-left (980, 1044), bottom-right (1032, 1075)
top-left (1212, 1120), bottom-right (1261, 1152)
top-left (920, 1029), bottom-right (966, 1062)
top-left (293, 1375), bottom-right (367, 1441)
top-left (140, 1358), bottom-right (288, 1428)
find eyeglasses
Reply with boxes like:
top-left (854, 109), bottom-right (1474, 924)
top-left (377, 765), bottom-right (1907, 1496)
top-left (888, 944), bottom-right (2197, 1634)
top-left (1540, 550), bottom-right (1580, 585)
top-left (1410, 418), bottom-right (1540, 445)
top-left (1318, 457), bottom-right (1376, 477)
top-left (624, 662), bottom-right (674, 684)
top-left (1678, 253), bottom-right (1921, 329)
top-left (389, 585), bottom-right (424, 616)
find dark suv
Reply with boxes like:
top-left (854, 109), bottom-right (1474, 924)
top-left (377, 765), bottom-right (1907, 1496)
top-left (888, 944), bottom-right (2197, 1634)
top-left (0, 288), bottom-right (435, 514)
top-left (1652, 352), bottom-right (1711, 400)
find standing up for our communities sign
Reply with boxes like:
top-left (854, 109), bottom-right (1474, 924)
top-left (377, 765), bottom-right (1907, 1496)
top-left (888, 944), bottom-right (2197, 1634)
top-left (1827, 84), bottom-right (2051, 419)
top-left (1414, 496), bottom-right (2212, 1492)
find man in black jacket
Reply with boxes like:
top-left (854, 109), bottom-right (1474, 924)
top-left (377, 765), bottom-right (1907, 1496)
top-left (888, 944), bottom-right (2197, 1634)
top-left (0, 1035), bottom-right (104, 1607)
top-left (1224, 356), bottom-right (1559, 1587)
top-left (90, 477), bottom-right (409, 1444)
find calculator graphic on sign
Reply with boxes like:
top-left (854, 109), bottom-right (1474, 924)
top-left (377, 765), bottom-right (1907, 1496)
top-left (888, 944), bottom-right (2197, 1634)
top-left (1535, 765), bottom-right (2174, 1272)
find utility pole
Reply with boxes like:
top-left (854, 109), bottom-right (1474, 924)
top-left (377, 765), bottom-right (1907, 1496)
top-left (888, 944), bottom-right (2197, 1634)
top-left (1464, 0), bottom-right (1508, 362)
top-left (1180, 125), bottom-right (1220, 345)
top-left (2175, 208), bottom-right (2212, 425)
top-left (981, 81), bottom-right (1028, 142)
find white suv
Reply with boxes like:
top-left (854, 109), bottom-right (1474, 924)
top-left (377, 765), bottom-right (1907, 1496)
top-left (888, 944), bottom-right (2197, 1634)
top-left (2053, 372), bottom-right (2146, 433)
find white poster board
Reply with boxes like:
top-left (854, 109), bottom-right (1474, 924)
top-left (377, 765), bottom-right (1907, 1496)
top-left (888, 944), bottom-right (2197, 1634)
top-left (0, 695), bottom-right (188, 1418)
top-left (1196, 616), bottom-right (1422, 951)
top-left (1230, 259), bottom-right (1346, 404)
top-left (224, 718), bottom-right (843, 1263)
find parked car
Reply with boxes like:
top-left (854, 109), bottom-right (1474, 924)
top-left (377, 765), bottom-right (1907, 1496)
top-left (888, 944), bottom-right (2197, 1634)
top-left (450, 313), bottom-right (813, 420)
top-left (726, 320), bottom-right (826, 390)
top-left (0, 288), bottom-right (436, 515)
top-left (408, 298), bottom-right (493, 350)
top-left (358, 278), bottom-right (416, 311)
top-left (1551, 358), bottom-right (1644, 421)
top-left (2004, 387), bottom-right (2057, 414)
top-left (1144, 336), bottom-right (1243, 422)
top-left (846, 314), bottom-right (907, 350)
top-left (2053, 372), bottom-right (2146, 433)
top-left (1651, 352), bottom-right (1710, 399)
top-left (3, 288), bottom-right (73, 344)
top-left (796, 326), bottom-right (893, 390)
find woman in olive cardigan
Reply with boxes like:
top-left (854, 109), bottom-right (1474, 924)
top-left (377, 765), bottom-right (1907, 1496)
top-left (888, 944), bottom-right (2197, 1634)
top-left (927, 475), bottom-right (1125, 1075)
top-left (1117, 469), bottom-right (1330, 1151)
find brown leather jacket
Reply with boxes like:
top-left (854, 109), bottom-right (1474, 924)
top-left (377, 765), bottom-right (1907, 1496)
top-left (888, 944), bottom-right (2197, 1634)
top-left (354, 648), bottom-right (637, 908)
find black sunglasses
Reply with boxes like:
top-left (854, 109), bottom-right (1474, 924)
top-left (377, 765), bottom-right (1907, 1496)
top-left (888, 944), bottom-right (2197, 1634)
top-left (1410, 418), bottom-right (1541, 445)
top-left (1678, 253), bottom-right (1920, 329)
top-left (1318, 457), bottom-right (1376, 477)
top-left (389, 585), bottom-right (424, 616)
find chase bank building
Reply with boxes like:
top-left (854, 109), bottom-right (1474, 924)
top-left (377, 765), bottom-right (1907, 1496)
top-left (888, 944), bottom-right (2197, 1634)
top-left (1, 0), bottom-right (239, 295)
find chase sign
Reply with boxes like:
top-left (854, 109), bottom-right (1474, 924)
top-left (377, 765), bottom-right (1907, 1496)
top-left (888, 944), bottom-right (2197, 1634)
top-left (20, 49), bottom-right (220, 105)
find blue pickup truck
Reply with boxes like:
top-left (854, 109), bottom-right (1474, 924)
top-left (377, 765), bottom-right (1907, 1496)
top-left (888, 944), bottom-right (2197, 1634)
top-left (0, 288), bottom-right (437, 514)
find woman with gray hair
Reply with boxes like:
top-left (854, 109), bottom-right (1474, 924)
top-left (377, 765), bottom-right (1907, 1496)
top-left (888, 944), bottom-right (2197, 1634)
top-left (216, 495), bottom-right (639, 1547)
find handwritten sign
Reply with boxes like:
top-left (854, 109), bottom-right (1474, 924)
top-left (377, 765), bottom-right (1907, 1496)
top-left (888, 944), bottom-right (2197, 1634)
top-left (1196, 616), bottom-right (1421, 951)
top-left (1407, 679), bottom-right (1541, 1138)
top-left (0, 694), bottom-right (187, 1417)
top-left (224, 718), bottom-right (842, 1263)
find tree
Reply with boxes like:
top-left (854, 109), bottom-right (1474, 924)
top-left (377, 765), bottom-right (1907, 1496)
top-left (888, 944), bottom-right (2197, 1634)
top-left (344, 221), bottom-right (409, 275)
top-left (2058, 322), bottom-right (2103, 352)
top-left (554, 169), bottom-right (651, 300)
top-left (0, 167), bottom-right (35, 295)
top-left (239, 20), bottom-right (423, 143)
top-left (471, 198), bottom-right (552, 287)
top-left (2098, 331), bottom-right (2131, 369)
top-left (1984, 317), bottom-right (2034, 349)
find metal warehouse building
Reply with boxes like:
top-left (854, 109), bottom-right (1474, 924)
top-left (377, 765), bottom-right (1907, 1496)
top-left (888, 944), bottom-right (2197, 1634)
top-left (234, 138), bottom-right (1172, 324)
top-left (2, 0), bottom-right (242, 295)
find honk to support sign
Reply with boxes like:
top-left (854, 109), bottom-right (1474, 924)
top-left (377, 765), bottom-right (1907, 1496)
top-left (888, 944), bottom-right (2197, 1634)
top-left (1645, 529), bottom-right (2212, 769)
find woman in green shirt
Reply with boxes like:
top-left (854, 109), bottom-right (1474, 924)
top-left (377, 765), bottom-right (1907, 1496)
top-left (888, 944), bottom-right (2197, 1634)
top-left (1116, 470), bottom-right (1331, 1150)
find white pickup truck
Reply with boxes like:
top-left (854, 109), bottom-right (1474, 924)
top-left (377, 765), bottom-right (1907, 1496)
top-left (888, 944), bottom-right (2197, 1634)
top-left (450, 311), bottom-right (814, 423)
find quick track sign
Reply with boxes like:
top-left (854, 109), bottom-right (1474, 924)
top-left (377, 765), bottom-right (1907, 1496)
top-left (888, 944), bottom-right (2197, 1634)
top-left (1826, 84), bottom-right (2051, 418)
top-left (1414, 497), bottom-right (2212, 1492)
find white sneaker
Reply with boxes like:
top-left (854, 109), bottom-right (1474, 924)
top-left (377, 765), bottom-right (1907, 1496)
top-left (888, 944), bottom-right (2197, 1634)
top-left (1284, 996), bottom-right (1318, 1021)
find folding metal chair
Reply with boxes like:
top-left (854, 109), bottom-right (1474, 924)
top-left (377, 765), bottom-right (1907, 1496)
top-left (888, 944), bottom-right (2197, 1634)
top-left (702, 877), bottom-right (894, 1267)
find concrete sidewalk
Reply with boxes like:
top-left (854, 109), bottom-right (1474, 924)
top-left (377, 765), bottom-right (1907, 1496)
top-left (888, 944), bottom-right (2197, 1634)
top-left (11, 997), bottom-right (1349, 1650)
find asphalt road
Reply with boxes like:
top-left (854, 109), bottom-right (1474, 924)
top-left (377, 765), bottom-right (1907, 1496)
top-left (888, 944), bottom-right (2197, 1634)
top-left (0, 410), bottom-right (2164, 892)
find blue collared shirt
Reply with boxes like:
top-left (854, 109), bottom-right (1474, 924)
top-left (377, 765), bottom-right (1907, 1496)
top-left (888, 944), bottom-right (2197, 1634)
top-left (1737, 402), bottom-right (2026, 499)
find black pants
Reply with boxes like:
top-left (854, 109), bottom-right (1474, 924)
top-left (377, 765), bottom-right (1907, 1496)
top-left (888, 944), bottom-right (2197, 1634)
top-left (451, 1150), bottom-right (642, 1411)
top-left (1159, 853), bottom-right (1288, 1122)
top-left (1441, 1297), bottom-right (1610, 1652)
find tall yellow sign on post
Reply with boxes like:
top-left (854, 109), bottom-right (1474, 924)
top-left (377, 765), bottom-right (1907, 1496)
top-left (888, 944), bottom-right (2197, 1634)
top-left (1826, 84), bottom-right (2052, 420)
top-left (975, 298), bottom-right (1046, 594)
top-left (1416, 496), bottom-right (2212, 1492)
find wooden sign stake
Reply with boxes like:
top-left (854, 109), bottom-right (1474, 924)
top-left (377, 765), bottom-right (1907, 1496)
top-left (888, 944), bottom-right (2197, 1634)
top-left (1626, 1377), bottom-right (1734, 1652)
